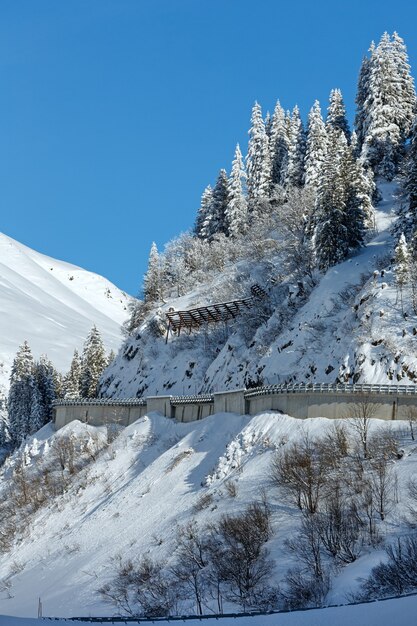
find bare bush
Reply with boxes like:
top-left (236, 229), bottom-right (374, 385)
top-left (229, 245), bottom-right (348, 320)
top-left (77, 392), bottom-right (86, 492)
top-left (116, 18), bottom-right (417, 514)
top-left (283, 512), bottom-right (331, 609)
top-left (346, 396), bottom-right (381, 459)
top-left (99, 555), bottom-right (179, 617)
top-left (314, 484), bottom-right (364, 563)
top-left (193, 492), bottom-right (214, 512)
top-left (209, 501), bottom-right (276, 610)
top-left (359, 536), bottom-right (417, 600)
top-left (272, 433), bottom-right (330, 513)
top-left (224, 480), bottom-right (238, 498)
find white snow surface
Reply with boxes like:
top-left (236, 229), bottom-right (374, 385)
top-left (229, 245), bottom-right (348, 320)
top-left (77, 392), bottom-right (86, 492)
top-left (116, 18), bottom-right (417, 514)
top-left (103, 181), bottom-right (409, 398)
top-left (0, 410), bottom-right (416, 619)
top-left (0, 232), bottom-right (131, 389)
top-left (1, 593), bottom-right (417, 624)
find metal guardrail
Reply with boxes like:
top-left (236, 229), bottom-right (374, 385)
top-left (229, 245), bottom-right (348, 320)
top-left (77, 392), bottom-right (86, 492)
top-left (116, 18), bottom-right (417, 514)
top-left (244, 382), bottom-right (417, 399)
top-left (171, 395), bottom-right (214, 405)
top-left (64, 588), bottom-right (417, 623)
top-left (53, 398), bottom-right (147, 407)
top-left (53, 384), bottom-right (417, 410)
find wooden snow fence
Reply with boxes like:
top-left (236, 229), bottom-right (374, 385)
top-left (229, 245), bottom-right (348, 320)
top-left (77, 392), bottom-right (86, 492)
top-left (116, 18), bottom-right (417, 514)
top-left (165, 284), bottom-right (268, 342)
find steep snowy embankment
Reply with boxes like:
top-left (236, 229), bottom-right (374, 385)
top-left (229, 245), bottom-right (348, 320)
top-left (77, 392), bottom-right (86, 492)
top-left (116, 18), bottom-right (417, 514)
top-left (0, 232), bottom-right (131, 389)
top-left (0, 410), bottom-right (416, 618)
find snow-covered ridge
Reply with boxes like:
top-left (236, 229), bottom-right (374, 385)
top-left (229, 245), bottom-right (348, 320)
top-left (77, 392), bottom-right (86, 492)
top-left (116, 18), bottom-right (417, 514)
top-left (0, 232), bottom-right (131, 390)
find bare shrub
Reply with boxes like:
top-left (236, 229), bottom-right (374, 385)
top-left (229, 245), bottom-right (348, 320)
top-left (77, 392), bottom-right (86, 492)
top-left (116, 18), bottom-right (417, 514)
top-left (346, 396), bottom-right (381, 459)
top-left (314, 483), bottom-right (364, 563)
top-left (272, 433), bottom-right (330, 513)
top-left (283, 512), bottom-right (331, 609)
top-left (209, 501), bottom-right (276, 610)
top-left (99, 555), bottom-right (179, 617)
top-left (359, 536), bottom-right (417, 600)
top-left (193, 492), bottom-right (214, 512)
top-left (166, 449), bottom-right (194, 473)
top-left (405, 406), bottom-right (417, 441)
top-left (224, 480), bottom-right (238, 498)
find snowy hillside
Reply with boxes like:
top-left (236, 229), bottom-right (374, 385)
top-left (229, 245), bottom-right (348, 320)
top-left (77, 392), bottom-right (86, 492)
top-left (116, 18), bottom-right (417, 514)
top-left (0, 410), bottom-right (416, 618)
top-left (0, 232), bottom-right (131, 390)
top-left (102, 182), bottom-right (405, 398)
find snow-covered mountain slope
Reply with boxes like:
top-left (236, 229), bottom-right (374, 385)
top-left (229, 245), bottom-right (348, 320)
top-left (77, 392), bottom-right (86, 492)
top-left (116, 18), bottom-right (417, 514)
top-left (102, 182), bottom-right (403, 398)
top-left (0, 232), bottom-right (131, 389)
top-left (0, 411), bottom-right (415, 618)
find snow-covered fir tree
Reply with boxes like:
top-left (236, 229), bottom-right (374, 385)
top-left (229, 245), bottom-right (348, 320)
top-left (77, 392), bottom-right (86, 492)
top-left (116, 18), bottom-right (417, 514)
top-left (269, 100), bottom-right (290, 187)
top-left (340, 144), bottom-right (369, 249)
top-left (225, 144), bottom-right (247, 237)
top-left (143, 242), bottom-right (161, 303)
top-left (355, 43), bottom-right (375, 155)
top-left (246, 102), bottom-right (271, 204)
top-left (285, 105), bottom-right (306, 188)
top-left (202, 169), bottom-right (229, 238)
top-left (194, 185), bottom-right (213, 240)
top-left (63, 349), bottom-right (82, 398)
top-left (326, 88), bottom-right (350, 141)
top-left (315, 131), bottom-right (349, 270)
top-left (305, 100), bottom-right (328, 189)
top-left (34, 355), bottom-right (57, 424)
top-left (404, 119), bottom-right (417, 232)
top-left (395, 233), bottom-right (410, 311)
top-left (7, 342), bottom-right (39, 446)
top-left (359, 32), bottom-right (416, 179)
top-left (80, 326), bottom-right (108, 399)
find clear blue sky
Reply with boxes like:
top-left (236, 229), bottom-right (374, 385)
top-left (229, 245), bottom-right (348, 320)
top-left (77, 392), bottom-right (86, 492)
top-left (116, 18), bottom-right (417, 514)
top-left (0, 0), bottom-right (415, 296)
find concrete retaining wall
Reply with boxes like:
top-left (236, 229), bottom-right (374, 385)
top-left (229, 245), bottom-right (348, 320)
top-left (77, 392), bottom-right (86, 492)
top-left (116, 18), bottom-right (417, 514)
top-left (54, 403), bottom-right (148, 430)
top-left (53, 384), bottom-right (417, 430)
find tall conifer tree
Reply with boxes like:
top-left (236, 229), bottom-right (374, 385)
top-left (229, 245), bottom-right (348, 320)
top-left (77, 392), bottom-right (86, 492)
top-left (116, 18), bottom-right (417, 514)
top-left (80, 326), bottom-right (107, 399)
top-left (195, 185), bottom-right (213, 240)
top-left (246, 102), bottom-right (271, 203)
top-left (225, 144), bottom-right (247, 237)
top-left (305, 101), bottom-right (328, 189)
top-left (269, 100), bottom-right (289, 187)
top-left (326, 89), bottom-right (350, 141)
top-left (143, 242), bottom-right (161, 303)
top-left (285, 105), bottom-right (306, 188)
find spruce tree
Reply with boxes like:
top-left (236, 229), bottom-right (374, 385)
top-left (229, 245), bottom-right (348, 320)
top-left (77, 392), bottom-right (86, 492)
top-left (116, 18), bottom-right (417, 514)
top-left (269, 100), bottom-right (290, 187)
top-left (326, 89), bottom-right (350, 141)
top-left (107, 349), bottom-right (116, 367)
top-left (80, 326), bottom-right (107, 399)
top-left (395, 233), bottom-right (410, 312)
top-left (246, 102), bottom-right (271, 204)
top-left (143, 242), bottom-right (161, 303)
top-left (315, 131), bottom-right (349, 270)
top-left (204, 169), bottom-right (229, 237)
top-left (359, 32), bottom-right (416, 179)
top-left (34, 355), bottom-right (57, 424)
top-left (404, 119), bottom-right (417, 231)
top-left (305, 101), bottom-right (328, 189)
top-left (7, 342), bottom-right (37, 446)
top-left (64, 349), bottom-right (82, 398)
top-left (355, 43), bottom-right (375, 154)
top-left (225, 144), bottom-right (247, 237)
top-left (194, 185), bottom-right (213, 240)
top-left (285, 105), bottom-right (306, 188)
top-left (340, 145), bottom-right (369, 249)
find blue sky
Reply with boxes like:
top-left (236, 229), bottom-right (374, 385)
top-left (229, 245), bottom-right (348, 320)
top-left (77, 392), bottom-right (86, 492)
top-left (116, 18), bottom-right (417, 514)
top-left (0, 0), bottom-right (415, 296)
